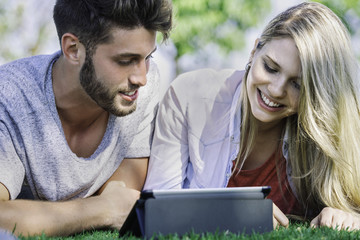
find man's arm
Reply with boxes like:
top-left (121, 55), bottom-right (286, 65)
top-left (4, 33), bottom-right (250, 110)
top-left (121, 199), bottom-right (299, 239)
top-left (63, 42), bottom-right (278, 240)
top-left (0, 183), bottom-right (9, 201)
top-left (0, 157), bottom-right (148, 237)
top-left (97, 157), bottom-right (148, 194)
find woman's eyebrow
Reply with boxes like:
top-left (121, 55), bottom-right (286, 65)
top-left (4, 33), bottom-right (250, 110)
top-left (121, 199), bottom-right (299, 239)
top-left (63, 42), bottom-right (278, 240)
top-left (264, 54), bottom-right (301, 79)
top-left (264, 55), bottom-right (281, 69)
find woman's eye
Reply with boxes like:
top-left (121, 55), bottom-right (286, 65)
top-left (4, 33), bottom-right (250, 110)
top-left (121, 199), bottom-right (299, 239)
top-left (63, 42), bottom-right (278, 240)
top-left (292, 80), bottom-right (301, 90)
top-left (263, 62), bottom-right (277, 73)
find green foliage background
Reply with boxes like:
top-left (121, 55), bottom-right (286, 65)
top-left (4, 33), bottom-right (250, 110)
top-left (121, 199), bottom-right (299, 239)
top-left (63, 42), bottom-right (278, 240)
top-left (170, 0), bottom-right (271, 60)
top-left (314, 0), bottom-right (360, 34)
top-left (0, 0), bottom-right (359, 64)
top-left (169, 0), bottom-right (360, 61)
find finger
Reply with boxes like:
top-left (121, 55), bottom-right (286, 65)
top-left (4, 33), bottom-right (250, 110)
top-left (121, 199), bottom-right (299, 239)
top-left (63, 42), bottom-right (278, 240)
top-left (341, 213), bottom-right (360, 231)
top-left (342, 218), bottom-right (354, 231)
top-left (273, 215), bottom-right (279, 229)
top-left (310, 215), bottom-right (319, 228)
top-left (331, 219), bottom-right (343, 230)
top-left (273, 203), bottom-right (289, 227)
top-left (317, 207), bottom-right (334, 228)
top-left (353, 221), bottom-right (360, 231)
top-left (330, 214), bottom-right (344, 230)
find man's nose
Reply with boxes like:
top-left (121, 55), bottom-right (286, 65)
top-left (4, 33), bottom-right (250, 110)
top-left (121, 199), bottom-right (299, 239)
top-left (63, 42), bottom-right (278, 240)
top-left (129, 59), bottom-right (148, 87)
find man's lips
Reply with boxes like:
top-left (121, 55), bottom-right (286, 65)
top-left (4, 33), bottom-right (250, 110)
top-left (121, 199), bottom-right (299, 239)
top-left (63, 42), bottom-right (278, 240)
top-left (119, 89), bottom-right (139, 101)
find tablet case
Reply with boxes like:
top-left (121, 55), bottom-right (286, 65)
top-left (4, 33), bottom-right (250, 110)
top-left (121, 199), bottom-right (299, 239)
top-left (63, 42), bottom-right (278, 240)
top-left (119, 190), bottom-right (273, 238)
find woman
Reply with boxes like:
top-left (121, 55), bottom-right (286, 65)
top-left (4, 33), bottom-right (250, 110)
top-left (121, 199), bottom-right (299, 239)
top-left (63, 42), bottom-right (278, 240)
top-left (144, 2), bottom-right (360, 230)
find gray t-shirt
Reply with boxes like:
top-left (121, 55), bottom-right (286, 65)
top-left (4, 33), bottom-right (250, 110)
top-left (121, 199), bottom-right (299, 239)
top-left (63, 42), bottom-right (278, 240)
top-left (0, 51), bottom-right (159, 201)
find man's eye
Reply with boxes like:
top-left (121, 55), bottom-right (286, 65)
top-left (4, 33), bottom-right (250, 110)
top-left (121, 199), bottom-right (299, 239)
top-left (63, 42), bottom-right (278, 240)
top-left (145, 54), bottom-right (154, 61)
top-left (117, 60), bottom-right (133, 66)
top-left (263, 62), bottom-right (277, 73)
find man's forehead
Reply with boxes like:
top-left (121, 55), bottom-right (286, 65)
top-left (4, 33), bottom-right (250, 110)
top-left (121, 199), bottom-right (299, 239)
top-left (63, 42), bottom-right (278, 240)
top-left (96, 27), bottom-right (157, 56)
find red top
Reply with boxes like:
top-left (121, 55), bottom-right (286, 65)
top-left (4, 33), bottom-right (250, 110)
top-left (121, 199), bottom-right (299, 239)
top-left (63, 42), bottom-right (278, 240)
top-left (227, 150), bottom-right (303, 215)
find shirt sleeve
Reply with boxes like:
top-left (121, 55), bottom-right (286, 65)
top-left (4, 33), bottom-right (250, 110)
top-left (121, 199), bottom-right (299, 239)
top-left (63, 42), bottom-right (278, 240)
top-left (0, 120), bottom-right (25, 199)
top-left (125, 60), bottom-right (160, 158)
top-left (144, 76), bottom-right (190, 190)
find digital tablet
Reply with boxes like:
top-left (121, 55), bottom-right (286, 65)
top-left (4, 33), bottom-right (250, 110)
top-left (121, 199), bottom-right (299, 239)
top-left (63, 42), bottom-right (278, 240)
top-left (141, 186), bottom-right (271, 200)
top-left (119, 186), bottom-right (273, 237)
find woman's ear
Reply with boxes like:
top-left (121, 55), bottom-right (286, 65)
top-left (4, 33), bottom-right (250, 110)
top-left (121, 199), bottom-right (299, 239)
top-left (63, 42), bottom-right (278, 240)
top-left (249, 38), bottom-right (259, 63)
top-left (61, 33), bottom-right (84, 65)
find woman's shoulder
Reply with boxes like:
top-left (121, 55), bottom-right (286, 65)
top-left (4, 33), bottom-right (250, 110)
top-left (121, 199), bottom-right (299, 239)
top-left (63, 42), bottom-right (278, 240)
top-left (170, 68), bottom-right (244, 100)
top-left (173, 68), bottom-right (240, 85)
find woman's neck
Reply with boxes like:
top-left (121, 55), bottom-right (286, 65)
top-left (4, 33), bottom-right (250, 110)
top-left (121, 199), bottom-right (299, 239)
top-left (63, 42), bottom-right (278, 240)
top-left (242, 119), bottom-right (285, 170)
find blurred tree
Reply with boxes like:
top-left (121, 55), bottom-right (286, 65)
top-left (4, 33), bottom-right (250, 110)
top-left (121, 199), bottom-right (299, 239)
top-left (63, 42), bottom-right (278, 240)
top-left (170, 0), bottom-right (271, 60)
top-left (0, 0), bottom-right (358, 66)
top-left (313, 0), bottom-right (360, 34)
top-left (0, 2), bottom-right (25, 61)
top-left (0, 0), bottom-right (56, 64)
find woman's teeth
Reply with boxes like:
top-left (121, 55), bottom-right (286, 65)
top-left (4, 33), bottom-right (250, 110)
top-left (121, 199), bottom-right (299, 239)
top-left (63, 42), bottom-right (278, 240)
top-left (261, 92), bottom-right (280, 107)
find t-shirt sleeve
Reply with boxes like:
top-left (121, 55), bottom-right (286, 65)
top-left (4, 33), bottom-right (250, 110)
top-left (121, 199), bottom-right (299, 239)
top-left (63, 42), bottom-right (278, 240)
top-left (0, 121), bottom-right (25, 200)
top-left (125, 61), bottom-right (160, 158)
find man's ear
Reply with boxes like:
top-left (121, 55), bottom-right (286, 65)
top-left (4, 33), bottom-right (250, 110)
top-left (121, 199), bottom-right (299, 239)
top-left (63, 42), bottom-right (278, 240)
top-left (61, 33), bottom-right (84, 65)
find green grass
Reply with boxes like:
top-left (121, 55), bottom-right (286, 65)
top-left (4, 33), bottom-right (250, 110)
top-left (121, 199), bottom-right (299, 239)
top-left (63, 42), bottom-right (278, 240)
top-left (18, 223), bottom-right (360, 240)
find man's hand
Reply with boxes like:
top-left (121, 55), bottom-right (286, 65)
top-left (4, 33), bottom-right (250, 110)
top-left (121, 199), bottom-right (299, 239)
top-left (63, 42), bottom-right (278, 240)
top-left (311, 207), bottom-right (360, 231)
top-left (273, 203), bottom-right (289, 229)
top-left (98, 180), bottom-right (140, 230)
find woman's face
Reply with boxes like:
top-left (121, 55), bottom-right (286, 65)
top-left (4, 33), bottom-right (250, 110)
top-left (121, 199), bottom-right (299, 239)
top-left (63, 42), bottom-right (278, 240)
top-left (246, 37), bottom-right (301, 125)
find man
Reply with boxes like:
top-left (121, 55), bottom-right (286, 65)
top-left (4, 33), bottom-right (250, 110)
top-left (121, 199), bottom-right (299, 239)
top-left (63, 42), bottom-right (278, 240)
top-left (0, 0), bottom-right (172, 236)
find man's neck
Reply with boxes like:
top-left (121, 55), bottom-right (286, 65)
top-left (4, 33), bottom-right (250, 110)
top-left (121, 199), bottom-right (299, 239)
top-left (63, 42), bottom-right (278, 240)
top-left (51, 56), bottom-right (110, 157)
top-left (52, 55), bottom-right (107, 127)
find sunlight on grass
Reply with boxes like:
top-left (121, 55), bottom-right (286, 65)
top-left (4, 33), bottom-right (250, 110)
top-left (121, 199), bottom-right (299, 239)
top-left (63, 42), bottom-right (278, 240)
top-left (17, 224), bottom-right (360, 240)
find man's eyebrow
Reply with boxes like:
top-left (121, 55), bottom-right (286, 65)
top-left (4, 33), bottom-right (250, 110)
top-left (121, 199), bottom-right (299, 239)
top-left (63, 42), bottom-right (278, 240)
top-left (114, 47), bottom-right (157, 58)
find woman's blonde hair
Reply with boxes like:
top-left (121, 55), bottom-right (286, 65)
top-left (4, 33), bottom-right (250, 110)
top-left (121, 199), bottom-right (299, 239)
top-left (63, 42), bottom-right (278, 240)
top-left (238, 2), bottom-right (360, 217)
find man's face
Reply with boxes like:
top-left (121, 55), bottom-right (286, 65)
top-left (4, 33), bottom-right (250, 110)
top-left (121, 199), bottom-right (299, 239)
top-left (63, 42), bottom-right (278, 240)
top-left (80, 27), bottom-right (157, 117)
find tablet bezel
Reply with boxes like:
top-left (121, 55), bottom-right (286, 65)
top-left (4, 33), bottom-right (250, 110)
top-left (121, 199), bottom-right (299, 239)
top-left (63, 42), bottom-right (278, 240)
top-left (141, 186), bottom-right (271, 199)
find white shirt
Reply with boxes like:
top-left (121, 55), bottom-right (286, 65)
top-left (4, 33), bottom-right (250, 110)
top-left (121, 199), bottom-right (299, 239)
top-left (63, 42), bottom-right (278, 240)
top-left (144, 68), bottom-right (294, 192)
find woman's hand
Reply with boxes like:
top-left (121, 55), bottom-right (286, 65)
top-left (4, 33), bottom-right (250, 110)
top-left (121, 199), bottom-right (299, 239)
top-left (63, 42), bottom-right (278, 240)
top-left (311, 207), bottom-right (360, 231)
top-left (273, 203), bottom-right (289, 229)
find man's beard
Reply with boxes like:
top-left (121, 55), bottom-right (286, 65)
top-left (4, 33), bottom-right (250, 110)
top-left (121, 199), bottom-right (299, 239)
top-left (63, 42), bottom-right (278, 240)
top-left (79, 55), bottom-right (138, 117)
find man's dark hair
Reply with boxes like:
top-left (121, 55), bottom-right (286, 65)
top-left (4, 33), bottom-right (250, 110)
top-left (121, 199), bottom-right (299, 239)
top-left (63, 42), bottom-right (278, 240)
top-left (53, 0), bottom-right (172, 51)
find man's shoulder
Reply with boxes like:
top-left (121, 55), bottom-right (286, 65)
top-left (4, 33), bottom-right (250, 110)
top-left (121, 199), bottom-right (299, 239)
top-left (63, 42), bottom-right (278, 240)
top-left (0, 52), bottom-right (60, 110)
top-left (0, 51), bottom-right (60, 81)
